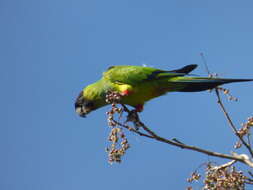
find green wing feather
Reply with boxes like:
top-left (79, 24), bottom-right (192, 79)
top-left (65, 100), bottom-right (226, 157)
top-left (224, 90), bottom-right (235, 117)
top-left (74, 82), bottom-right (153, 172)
top-left (103, 65), bottom-right (252, 93)
top-left (103, 65), bottom-right (197, 85)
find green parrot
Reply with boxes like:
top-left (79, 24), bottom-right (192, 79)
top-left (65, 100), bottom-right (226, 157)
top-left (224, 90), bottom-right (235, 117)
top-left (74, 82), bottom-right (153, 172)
top-left (75, 64), bottom-right (252, 117)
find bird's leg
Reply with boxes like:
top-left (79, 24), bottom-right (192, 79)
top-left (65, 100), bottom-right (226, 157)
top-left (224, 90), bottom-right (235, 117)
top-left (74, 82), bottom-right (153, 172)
top-left (134, 104), bottom-right (144, 112)
top-left (121, 104), bottom-right (130, 112)
top-left (127, 110), bottom-right (139, 121)
top-left (126, 109), bottom-right (142, 130)
top-left (120, 103), bottom-right (143, 129)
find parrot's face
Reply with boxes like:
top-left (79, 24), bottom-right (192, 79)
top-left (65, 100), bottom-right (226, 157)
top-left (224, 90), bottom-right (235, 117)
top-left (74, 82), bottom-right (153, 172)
top-left (75, 91), bottom-right (96, 117)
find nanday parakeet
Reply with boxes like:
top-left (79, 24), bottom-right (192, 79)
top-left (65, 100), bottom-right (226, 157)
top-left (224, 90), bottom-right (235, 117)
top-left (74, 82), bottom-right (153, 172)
top-left (75, 64), bottom-right (252, 117)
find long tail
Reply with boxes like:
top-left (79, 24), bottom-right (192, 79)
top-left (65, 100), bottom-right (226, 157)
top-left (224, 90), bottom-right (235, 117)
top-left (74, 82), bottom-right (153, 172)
top-left (170, 77), bottom-right (253, 92)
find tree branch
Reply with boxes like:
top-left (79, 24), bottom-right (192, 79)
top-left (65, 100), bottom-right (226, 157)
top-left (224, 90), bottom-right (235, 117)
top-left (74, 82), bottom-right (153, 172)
top-left (214, 88), bottom-right (253, 158)
top-left (116, 104), bottom-right (253, 168)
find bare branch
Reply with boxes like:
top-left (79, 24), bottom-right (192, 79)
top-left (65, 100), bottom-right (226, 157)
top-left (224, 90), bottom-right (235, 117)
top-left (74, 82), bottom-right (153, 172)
top-left (112, 119), bottom-right (153, 138)
top-left (214, 88), bottom-right (253, 158)
top-left (115, 104), bottom-right (253, 168)
top-left (210, 160), bottom-right (237, 171)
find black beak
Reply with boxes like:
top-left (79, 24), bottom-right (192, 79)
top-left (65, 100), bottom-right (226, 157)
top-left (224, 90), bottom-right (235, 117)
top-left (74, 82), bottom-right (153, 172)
top-left (75, 91), bottom-right (86, 117)
top-left (74, 91), bottom-right (92, 118)
top-left (75, 102), bottom-right (86, 118)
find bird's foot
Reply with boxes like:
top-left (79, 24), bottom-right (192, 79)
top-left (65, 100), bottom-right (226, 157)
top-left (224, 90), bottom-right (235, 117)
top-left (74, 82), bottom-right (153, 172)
top-left (126, 109), bottom-right (142, 130)
top-left (134, 104), bottom-right (143, 112)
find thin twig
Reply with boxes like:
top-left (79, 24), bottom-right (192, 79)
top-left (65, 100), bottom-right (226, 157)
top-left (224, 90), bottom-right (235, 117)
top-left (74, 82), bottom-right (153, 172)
top-left (200, 53), bottom-right (211, 76)
top-left (210, 160), bottom-right (237, 171)
top-left (248, 171), bottom-right (253, 178)
top-left (113, 119), bottom-right (153, 138)
top-left (248, 134), bottom-right (252, 149)
top-left (214, 88), bottom-right (253, 158)
top-left (245, 181), bottom-right (253, 185)
top-left (246, 172), bottom-right (253, 184)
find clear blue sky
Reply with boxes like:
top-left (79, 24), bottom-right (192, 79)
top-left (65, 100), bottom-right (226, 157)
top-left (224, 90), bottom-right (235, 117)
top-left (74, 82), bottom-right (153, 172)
top-left (2, 0), bottom-right (253, 189)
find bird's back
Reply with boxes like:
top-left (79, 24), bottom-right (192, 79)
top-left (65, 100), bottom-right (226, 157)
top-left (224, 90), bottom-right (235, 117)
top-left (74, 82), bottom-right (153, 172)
top-left (102, 65), bottom-right (180, 106)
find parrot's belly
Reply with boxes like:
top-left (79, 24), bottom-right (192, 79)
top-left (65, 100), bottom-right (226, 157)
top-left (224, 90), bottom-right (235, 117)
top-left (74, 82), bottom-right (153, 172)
top-left (121, 84), bottom-right (168, 107)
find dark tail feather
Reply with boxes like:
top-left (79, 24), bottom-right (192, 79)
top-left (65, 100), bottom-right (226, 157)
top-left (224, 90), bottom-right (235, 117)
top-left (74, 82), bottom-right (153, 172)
top-left (168, 64), bottom-right (198, 74)
top-left (175, 78), bottom-right (253, 92)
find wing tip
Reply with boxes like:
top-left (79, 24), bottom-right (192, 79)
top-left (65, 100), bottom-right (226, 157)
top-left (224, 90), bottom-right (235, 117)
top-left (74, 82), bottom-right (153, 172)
top-left (169, 64), bottom-right (198, 74)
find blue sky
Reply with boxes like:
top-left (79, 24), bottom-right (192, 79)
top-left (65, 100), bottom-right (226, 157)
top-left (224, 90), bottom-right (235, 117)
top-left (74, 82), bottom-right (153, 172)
top-left (2, 0), bottom-right (253, 189)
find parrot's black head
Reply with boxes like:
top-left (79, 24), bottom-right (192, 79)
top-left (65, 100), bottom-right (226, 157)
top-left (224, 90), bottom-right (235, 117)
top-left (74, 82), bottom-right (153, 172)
top-left (75, 91), bottom-right (95, 117)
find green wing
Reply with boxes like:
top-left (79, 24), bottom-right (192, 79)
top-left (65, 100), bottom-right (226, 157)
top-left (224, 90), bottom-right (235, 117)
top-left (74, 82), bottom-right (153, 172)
top-left (103, 65), bottom-right (197, 85)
